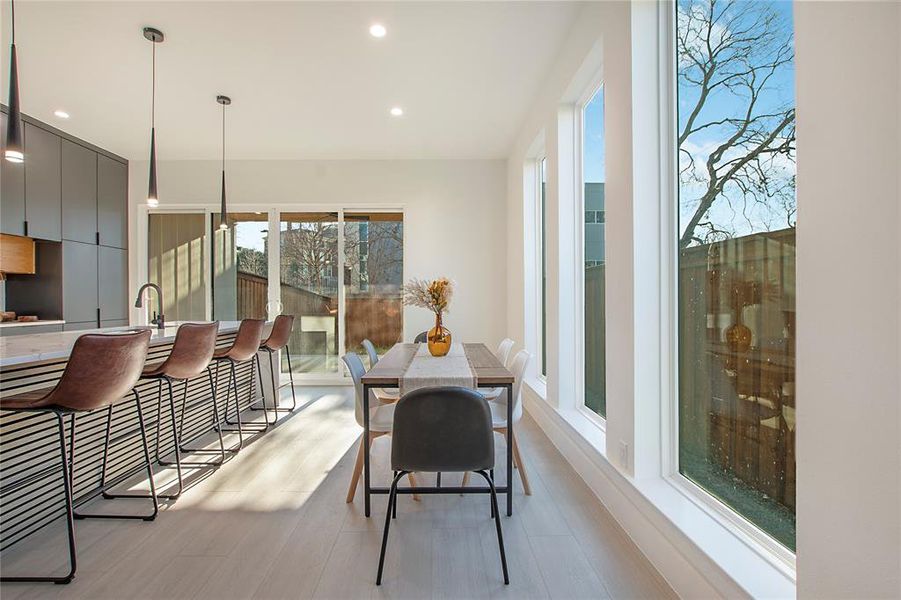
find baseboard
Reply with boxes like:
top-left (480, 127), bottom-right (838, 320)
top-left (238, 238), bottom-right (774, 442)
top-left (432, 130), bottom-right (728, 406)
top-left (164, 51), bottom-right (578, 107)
top-left (523, 389), bottom-right (756, 599)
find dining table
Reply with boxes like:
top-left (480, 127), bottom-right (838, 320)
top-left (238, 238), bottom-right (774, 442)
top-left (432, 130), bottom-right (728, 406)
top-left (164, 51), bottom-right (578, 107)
top-left (360, 342), bottom-right (516, 517)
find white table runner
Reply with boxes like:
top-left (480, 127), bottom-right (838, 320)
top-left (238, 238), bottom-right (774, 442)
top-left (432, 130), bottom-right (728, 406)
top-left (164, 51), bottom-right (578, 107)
top-left (399, 342), bottom-right (476, 396)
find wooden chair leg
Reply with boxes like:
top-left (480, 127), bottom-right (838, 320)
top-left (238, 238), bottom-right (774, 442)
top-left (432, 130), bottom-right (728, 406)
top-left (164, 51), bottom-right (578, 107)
top-left (511, 433), bottom-right (532, 496)
top-left (406, 473), bottom-right (421, 502)
top-left (346, 436), bottom-right (366, 503)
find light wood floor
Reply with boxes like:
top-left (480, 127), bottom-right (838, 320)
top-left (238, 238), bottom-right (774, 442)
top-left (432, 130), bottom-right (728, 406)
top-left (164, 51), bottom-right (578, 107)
top-left (0, 387), bottom-right (675, 600)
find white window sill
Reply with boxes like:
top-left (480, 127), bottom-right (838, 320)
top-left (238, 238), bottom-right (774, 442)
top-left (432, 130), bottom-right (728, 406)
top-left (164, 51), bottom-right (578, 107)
top-left (522, 388), bottom-right (796, 599)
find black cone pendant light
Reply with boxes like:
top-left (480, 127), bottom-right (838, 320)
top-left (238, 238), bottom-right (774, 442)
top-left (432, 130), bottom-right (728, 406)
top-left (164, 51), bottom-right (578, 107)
top-left (217, 95), bottom-right (231, 230)
top-left (5, 0), bottom-right (24, 163)
top-left (143, 27), bottom-right (164, 207)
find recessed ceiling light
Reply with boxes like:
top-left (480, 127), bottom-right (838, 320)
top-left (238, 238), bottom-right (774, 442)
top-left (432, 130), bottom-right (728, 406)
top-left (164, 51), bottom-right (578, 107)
top-left (390, 107), bottom-right (404, 117)
top-left (54, 110), bottom-right (70, 119)
top-left (369, 23), bottom-right (387, 38)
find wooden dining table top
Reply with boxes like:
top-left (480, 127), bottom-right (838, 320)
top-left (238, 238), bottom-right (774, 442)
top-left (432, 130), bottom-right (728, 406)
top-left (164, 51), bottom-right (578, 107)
top-left (360, 342), bottom-right (515, 386)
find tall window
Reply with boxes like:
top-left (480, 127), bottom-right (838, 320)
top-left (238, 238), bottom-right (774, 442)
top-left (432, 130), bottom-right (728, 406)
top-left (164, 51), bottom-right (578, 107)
top-left (538, 157), bottom-right (548, 378)
top-left (676, 0), bottom-right (796, 549)
top-left (582, 87), bottom-right (606, 418)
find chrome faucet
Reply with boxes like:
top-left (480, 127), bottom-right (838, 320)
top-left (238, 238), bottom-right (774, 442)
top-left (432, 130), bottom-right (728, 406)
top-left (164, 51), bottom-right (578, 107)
top-left (134, 283), bottom-right (165, 329)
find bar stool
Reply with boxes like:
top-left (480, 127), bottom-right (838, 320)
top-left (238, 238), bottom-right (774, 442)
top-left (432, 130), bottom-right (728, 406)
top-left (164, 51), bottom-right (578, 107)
top-left (135, 322), bottom-right (223, 500)
top-left (0, 330), bottom-right (154, 585)
top-left (251, 314), bottom-right (297, 425)
top-left (214, 318), bottom-right (266, 450)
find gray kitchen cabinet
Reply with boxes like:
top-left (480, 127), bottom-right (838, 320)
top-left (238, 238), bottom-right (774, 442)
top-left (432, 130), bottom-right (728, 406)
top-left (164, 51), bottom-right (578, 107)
top-left (1, 112), bottom-right (26, 236)
top-left (23, 123), bottom-right (61, 241)
top-left (98, 155), bottom-right (128, 249)
top-left (61, 139), bottom-right (98, 244)
top-left (64, 322), bottom-right (97, 332)
top-left (62, 240), bottom-right (98, 325)
top-left (0, 324), bottom-right (64, 337)
top-left (100, 319), bottom-right (129, 329)
top-left (99, 246), bottom-right (128, 322)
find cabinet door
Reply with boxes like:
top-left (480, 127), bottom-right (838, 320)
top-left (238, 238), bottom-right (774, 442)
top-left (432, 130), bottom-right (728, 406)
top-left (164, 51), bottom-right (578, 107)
top-left (64, 322), bottom-right (97, 332)
top-left (61, 140), bottom-right (97, 244)
top-left (0, 112), bottom-right (26, 235)
top-left (99, 246), bottom-right (127, 322)
top-left (62, 240), bottom-right (98, 324)
top-left (23, 123), bottom-right (61, 241)
top-left (98, 156), bottom-right (128, 249)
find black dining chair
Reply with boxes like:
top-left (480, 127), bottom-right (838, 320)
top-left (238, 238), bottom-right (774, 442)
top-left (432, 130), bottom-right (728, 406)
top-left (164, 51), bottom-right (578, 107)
top-left (413, 331), bottom-right (428, 343)
top-left (376, 386), bottom-right (509, 586)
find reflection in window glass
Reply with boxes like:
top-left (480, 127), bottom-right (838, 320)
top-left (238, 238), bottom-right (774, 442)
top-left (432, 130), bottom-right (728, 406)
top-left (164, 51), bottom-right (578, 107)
top-left (539, 157), bottom-right (548, 377)
top-left (676, 0), bottom-right (796, 549)
top-left (344, 213), bottom-right (404, 368)
top-left (279, 212), bottom-right (339, 374)
top-left (583, 87), bottom-right (606, 418)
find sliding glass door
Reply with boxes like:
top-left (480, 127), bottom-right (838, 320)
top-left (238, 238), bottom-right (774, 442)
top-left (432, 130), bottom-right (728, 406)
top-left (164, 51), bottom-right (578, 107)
top-left (212, 212), bottom-right (271, 321)
top-left (343, 212), bottom-right (404, 367)
top-left (150, 208), bottom-right (403, 381)
top-left (278, 212), bottom-right (340, 375)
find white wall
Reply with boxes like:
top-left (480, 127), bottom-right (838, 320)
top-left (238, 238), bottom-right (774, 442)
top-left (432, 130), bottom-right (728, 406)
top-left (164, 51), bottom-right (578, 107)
top-left (795, 2), bottom-right (901, 598)
top-left (507, 0), bottom-right (901, 598)
top-left (127, 159), bottom-right (507, 347)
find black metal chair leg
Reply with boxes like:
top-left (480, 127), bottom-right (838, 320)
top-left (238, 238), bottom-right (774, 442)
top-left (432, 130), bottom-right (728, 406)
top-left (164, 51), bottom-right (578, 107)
top-left (249, 351), bottom-right (276, 425)
top-left (1, 413), bottom-right (80, 584)
top-left (153, 379), bottom-right (164, 463)
top-left (285, 345), bottom-right (297, 410)
top-left (476, 470), bottom-right (509, 585)
top-left (74, 392), bottom-right (160, 521)
top-left (377, 471), bottom-right (405, 585)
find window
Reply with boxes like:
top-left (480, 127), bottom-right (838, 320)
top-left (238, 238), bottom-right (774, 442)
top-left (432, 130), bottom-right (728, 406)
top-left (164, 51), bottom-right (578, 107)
top-left (148, 212), bottom-right (207, 321)
top-left (582, 86), bottom-right (606, 418)
top-left (538, 157), bottom-right (548, 378)
top-left (676, 0), bottom-right (796, 550)
top-left (213, 212), bottom-right (269, 321)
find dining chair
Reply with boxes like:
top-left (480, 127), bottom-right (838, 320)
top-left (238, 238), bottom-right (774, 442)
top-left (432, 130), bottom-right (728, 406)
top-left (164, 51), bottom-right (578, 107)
top-left (341, 353), bottom-right (419, 502)
top-left (482, 338), bottom-right (516, 401)
top-left (413, 331), bottom-right (428, 343)
top-left (463, 350), bottom-right (533, 495)
top-left (494, 338), bottom-right (515, 367)
top-left (377, 386), bottom-right (509, 586)
top-left (361, 339), bottom-right (399, 403)
top-left (0, 330), bottom-right (154, 584)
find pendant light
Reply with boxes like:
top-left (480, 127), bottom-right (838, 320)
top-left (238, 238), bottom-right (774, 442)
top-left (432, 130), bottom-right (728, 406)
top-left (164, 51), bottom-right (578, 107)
top-left (4, 0), bottom-right (24, 163)
top-left (217, 95), bottom-right (231, 230)
top-left (143, 27), bottom-right (164, 207)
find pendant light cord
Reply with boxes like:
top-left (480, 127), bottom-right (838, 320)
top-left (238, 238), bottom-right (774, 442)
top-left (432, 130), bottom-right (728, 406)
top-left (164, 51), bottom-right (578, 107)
top-left (151, 39), bottom-right (155, 128)
top-left (10, 0), bottom-right (14, 44)
top-left (221, 101), bottom-right (226, 170)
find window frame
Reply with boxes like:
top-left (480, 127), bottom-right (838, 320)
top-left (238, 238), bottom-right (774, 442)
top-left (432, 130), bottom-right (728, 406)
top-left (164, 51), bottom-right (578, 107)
top-left (576, 75), bottom-right (607, 426)
top-left (535, 155), bottom-right (548, 381)
top-left (661, 0), bottom-right (797, 569)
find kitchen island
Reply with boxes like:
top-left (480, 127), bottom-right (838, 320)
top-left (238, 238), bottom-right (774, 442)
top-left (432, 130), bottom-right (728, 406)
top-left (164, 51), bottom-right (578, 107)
top-left (0, 321), bottom-right (276, 554)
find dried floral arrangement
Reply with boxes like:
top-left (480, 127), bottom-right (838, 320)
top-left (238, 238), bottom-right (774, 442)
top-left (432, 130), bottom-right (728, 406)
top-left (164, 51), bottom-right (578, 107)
top-left (402, 277), bottom-right (454, 315)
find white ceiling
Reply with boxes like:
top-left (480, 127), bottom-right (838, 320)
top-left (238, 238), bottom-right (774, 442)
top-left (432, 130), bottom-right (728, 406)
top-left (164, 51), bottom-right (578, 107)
top-left (1, 1), bottom-right (581, 161)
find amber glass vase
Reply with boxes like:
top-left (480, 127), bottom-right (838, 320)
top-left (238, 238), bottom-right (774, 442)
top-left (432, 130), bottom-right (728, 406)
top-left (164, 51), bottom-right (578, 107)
top-left (427, 313), bottom-right (452, 357)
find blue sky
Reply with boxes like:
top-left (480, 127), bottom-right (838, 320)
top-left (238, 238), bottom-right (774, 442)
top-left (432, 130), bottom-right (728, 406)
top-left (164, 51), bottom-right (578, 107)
top-left (677, 0), bottom-right (796, 240)
top-left (583, 87), bottom-right (606, 183)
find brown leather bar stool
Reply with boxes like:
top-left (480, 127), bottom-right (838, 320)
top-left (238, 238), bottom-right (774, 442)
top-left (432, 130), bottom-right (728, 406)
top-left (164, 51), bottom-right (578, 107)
top-left (250, 314), bottom-right (297, 425)
top-left (213, 318), bottom-right (266, 450)
top-left (133, 322), bottom-right (224, 500)
top-left (0, 330), bottom-right (154, 585)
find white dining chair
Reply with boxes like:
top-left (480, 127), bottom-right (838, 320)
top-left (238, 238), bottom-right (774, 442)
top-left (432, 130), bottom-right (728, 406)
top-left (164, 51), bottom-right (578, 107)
top-left (481, 338), bottom-right (516, 401)
top-left (494, 338), bottom-right (515, 367)
top-left (342, 353), bottom-right (419, 503)
top-left (361, 339), bottom-right (400, 403)
top-left (463, 349), bottom-right (532, 495)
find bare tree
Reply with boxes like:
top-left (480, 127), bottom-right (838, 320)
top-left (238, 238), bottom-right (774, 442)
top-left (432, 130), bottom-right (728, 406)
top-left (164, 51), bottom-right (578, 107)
top-left (280, 221), bottom-right (337, 295)
top-left (678, 0), bottom-right (795, 248)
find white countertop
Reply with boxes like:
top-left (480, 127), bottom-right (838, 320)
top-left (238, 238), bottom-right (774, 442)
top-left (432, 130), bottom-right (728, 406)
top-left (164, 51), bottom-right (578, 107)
top-left (0, 320), bottom-right (66, 328)
top-left (0, 321), bottom-right (248, 368)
